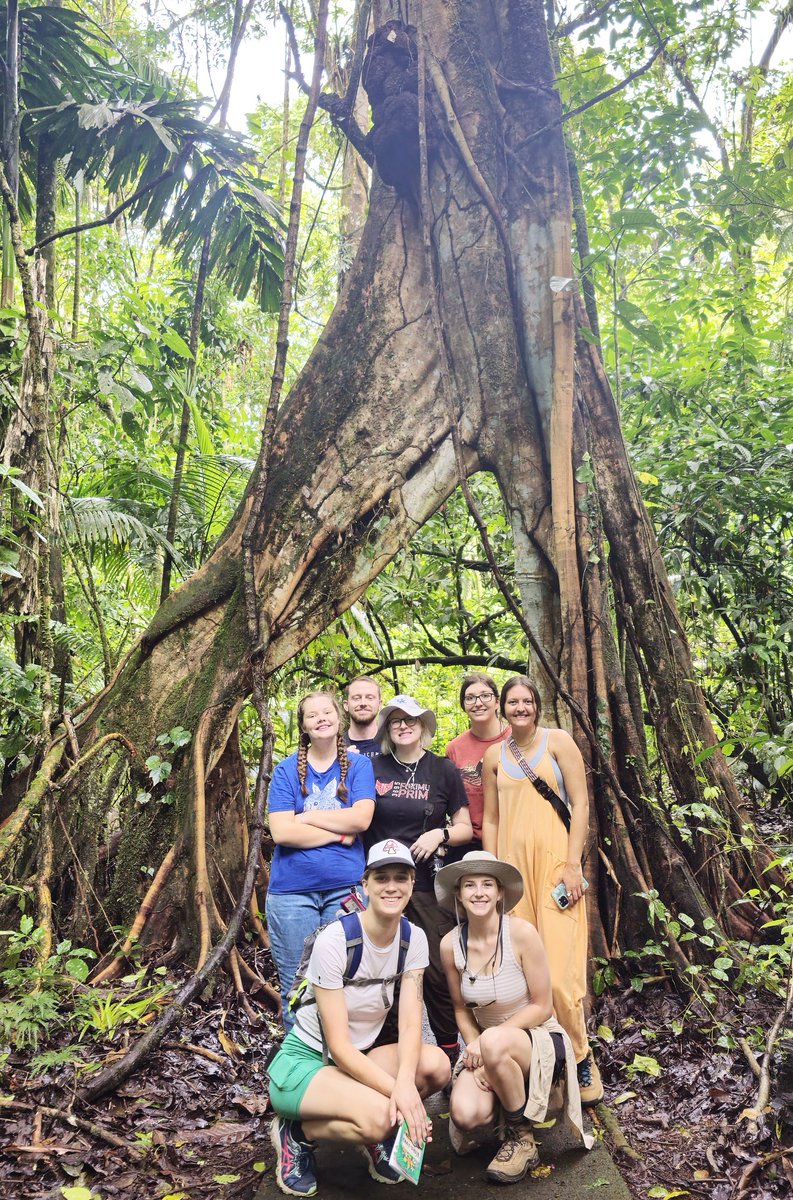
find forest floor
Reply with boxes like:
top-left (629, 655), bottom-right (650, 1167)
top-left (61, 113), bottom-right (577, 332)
top-left (0, 970), bottom-right (791, 1200)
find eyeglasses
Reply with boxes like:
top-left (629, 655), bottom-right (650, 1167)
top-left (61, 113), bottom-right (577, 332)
top-left (464, 692), bottom-right (496, 707)
top-left (388, 715), bottom-right (419, 728)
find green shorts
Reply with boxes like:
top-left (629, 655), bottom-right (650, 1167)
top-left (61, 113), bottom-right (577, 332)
top-left (267, 1031), bottom-right (326, 1120)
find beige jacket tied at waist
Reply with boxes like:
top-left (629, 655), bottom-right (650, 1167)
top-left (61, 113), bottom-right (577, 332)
top-left (524, 1016), bottom-right (595, 1150)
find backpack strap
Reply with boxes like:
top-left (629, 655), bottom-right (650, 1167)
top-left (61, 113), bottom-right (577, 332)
top-left (339, 910), bottom-right (364, 982)
top-left (396, 915), bottom-right (411, 974)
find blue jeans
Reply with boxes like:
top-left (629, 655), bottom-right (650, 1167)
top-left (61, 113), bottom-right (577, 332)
top-left (266, 886), bottom-right (352, 1030)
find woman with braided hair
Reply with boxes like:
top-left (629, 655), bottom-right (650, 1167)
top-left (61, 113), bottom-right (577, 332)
top-left (267, 692), bottom-right (376, 1029)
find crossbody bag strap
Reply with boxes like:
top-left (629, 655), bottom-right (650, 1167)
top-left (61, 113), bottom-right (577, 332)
top-left (507, 736), bottom-right (572, 834)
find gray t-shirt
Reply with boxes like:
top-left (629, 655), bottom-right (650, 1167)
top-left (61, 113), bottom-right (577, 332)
top-left (293, 918), bottom-right (429, 1052)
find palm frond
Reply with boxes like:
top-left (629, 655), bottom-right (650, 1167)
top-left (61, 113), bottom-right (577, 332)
top-left (63, 496), bottom-right (189, 575)
top-left (37, 94), bottom-right (285, 310)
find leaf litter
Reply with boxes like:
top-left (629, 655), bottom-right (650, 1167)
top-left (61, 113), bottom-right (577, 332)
top-left (1, 965), bottom-right (791, 1199)
top-left (595, 984), bottom-right (792, 1200)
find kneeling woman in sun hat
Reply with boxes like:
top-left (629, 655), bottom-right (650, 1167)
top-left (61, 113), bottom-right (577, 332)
top-left (437, 851), bottom-right (592, 1186)
top-left (267, 840), bottom-right (450, 1197)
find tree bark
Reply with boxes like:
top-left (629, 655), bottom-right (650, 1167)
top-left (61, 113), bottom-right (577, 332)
top-left (12, 0), bottom-right (772, 961)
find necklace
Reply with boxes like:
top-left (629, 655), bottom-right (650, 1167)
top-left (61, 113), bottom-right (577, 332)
top-left (463, 915), bottom-right (503, 982)
top-left (391, 751), bottom-right (423, 787)
top-left (511, 726), bottom-right (542, 756)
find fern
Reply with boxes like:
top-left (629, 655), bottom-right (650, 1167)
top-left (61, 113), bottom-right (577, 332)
top-left (0, 992), bottom-right (59, 1049)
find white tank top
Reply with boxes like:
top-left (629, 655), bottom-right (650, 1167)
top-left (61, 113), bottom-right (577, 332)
top-left (452, 915), bottom-right (531, 1029)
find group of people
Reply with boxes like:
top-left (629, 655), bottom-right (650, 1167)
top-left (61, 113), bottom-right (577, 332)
top-left (265, 673), bottom-right (601, 1195)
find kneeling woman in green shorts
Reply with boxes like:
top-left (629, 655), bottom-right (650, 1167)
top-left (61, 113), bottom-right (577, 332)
top-left (267, 839), bottom-right (451, 1196)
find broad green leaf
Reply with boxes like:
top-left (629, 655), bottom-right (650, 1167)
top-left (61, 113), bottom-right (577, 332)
top-left (610, 207), bottom-right (661, 230)
top-left (627, 1054), bottom-right (661, 1078)
top-left (0, 466), bottom-right (44, 508)
top-left (161, 327), bottom-right (193, 359)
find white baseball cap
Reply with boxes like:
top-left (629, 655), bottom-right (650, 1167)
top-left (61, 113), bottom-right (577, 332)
top-left (364, 839), bottom-right (416, 872)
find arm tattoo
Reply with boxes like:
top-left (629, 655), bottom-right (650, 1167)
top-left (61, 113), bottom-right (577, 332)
top-left (405, 970), bottom-right (424, 1002)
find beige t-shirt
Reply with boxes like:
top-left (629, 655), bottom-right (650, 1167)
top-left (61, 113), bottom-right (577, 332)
top-left (294, 918), bottom-right (429, 1052)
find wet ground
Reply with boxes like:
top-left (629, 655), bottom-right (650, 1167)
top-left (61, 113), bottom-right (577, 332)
top-left (253, 1092), bottom-right (629, 1200)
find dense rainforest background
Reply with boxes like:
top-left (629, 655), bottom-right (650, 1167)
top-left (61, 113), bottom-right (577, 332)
top-left (0, 0), bottom-right (791, 1197)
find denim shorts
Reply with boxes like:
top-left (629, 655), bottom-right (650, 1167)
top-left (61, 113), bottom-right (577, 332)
top-left (268, 1031), bottom-right (326, 1120)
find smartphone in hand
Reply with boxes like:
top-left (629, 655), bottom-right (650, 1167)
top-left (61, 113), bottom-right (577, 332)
top-left (551, 878), bottom-right (589, 909)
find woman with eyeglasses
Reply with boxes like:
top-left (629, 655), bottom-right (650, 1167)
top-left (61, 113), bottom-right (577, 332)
top-left (445, 673), bottom-right (509, 862)
top-left (436, 852), bottom-right (592, 1185)
top-left (365, 695), bottom-right (472, 1068)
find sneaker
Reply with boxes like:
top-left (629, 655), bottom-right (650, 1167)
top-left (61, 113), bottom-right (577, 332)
top-left (269, 1116), bottom-right (317, 1196)
top-left (485, 1124), bottom-right (539, 1184)
top-left (358, 1134), bottom-right (403, 1184)
top-left (577, 1053), bottom-right (604, 1106)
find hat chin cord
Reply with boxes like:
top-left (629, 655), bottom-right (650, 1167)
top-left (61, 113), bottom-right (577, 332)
top-left (457, 896), bottom-right (504, 982)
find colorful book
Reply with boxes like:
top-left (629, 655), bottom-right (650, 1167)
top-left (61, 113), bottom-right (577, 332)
top-left (388, 1119), bottom-right (427, 1185)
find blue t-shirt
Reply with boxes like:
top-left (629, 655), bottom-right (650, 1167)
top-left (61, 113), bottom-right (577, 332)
top-left (267, 752), bottom-right (375, 893)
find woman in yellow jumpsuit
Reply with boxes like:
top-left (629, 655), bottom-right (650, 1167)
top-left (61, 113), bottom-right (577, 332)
top-left (481, 675), bottom-right (602, 1105)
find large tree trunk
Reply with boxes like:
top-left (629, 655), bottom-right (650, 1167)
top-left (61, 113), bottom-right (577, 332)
top-left (7, 0), bottom-right (770, 964)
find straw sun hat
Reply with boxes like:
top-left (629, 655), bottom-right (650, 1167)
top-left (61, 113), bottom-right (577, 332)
top-left (434, 851), bottom-right (524, 913)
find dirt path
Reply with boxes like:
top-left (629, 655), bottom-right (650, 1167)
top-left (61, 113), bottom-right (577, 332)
top-left (254, 1101), bottom-right (630, 1199)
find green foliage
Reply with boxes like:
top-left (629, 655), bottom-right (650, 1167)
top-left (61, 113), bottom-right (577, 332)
top-left (0, 911), bottom-right (173, 1052)
top-left (0, 638), bottom-right (40, 775)
top-left (136, 726), bottom-right (192, 805)
top-left (0, 917), bottom-right (96, 1049)
top-left (73, 969), bottom-right (172, 1041)
top-left (277, 472), bottom-right (526, 751)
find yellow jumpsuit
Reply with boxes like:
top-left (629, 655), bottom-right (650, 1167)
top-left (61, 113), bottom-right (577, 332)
top-left (495, 734), bottom-right (589, 1062)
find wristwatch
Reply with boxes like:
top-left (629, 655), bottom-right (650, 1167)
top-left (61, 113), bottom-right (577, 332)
top-left (441, 827), bottom-right (450, 844)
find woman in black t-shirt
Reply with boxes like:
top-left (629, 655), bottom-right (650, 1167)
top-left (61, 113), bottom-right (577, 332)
top-left (365, 694), bottom-right (472, 1065)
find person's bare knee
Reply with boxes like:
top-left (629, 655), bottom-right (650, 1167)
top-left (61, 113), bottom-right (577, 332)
top-left (449, 1076), bottom-right (493, 1131)
top-left (450, 1092), bottom-right (491, 1131)
top-left (416, 1045), bottom-right (451, 1094)
top-left (359, 1097), bottom-right (393, 1143)
top-left (480, 1025), bottom-right (511, 1067)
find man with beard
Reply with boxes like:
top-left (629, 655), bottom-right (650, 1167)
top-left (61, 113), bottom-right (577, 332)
top-left (344, 676), bottom-right (383, 760)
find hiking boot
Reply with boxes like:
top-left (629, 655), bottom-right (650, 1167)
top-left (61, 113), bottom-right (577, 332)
top-left (269, 1116), bottom-right (317, 1196)
top-left (577, 1053), bottom-right (604, 1106)
top-left (358, 1133), bottom-right (403, 1184)
top-left (485, 1123), bottom-right (539, 1184)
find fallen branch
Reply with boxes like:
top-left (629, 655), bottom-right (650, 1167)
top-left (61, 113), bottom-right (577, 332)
top-left (734, 1146), bottom-right (792, 1200)
top-left (79, 757), bottom-right (268, 1102)
top-left (163, 1040), bottom-right (226, 1065)
top-left (591, 1101), bottom-right (642, 1161)
top-left (0, 1098), bottom-right (143, 1155)
top-left (738, 1037), bottom-right (762, 1080)
top-left (741, 961), bottom-right (793, 1138)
